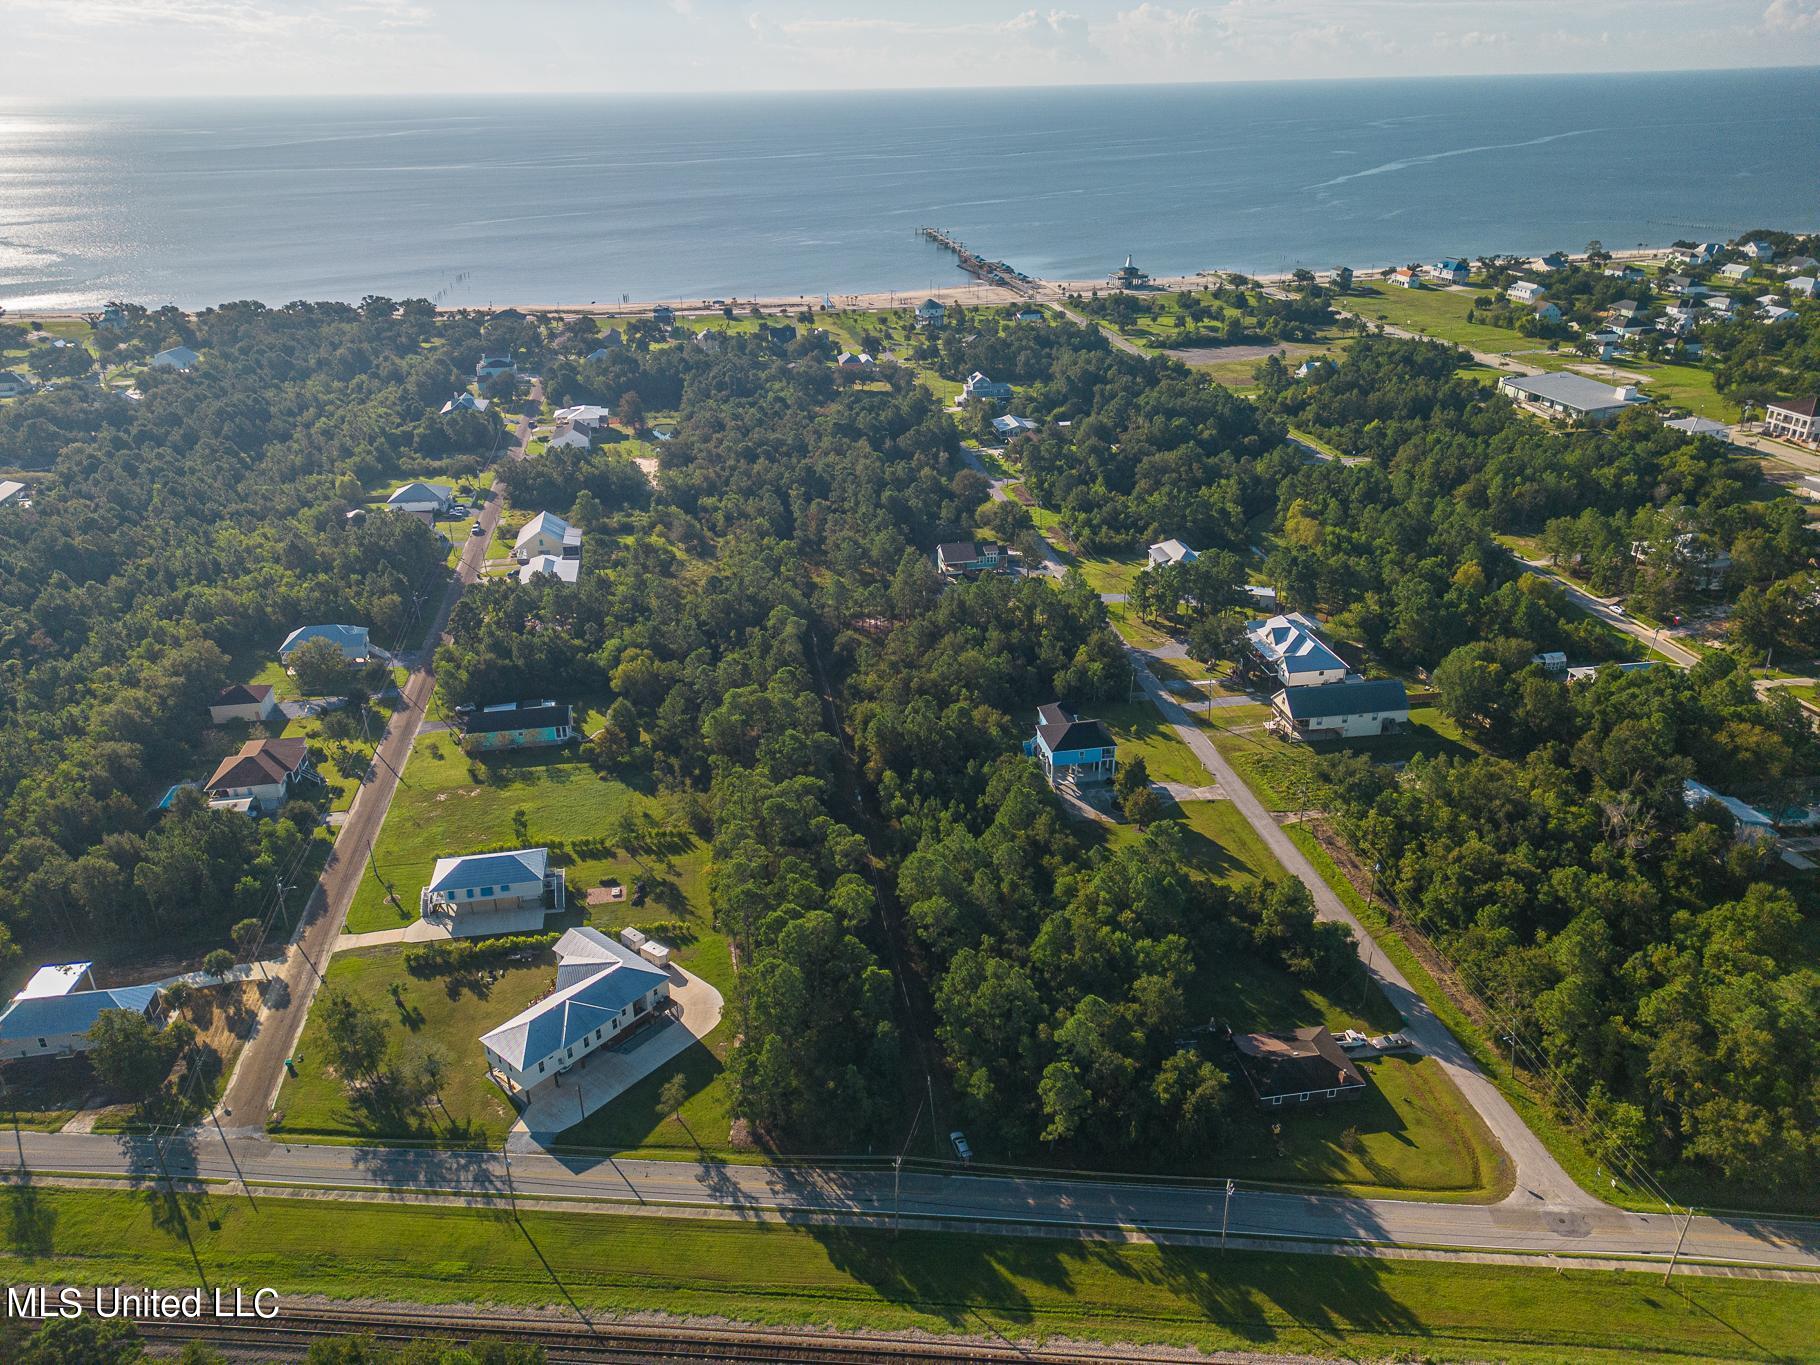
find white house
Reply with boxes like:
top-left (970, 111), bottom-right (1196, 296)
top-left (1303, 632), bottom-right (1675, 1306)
top-left (0, 965), bottom-right (163, 1062)
top-left (386, 482), bottom-right (454, 516)
top-left (546, 426), bottom-right (592, 450)
top-left (1507, 280), bottom-right (1546, 304)
top-left (1786, 276), bottom-right (1818, 299)
top-left (1719, 262), bottom-right (1753, 281)
top-left (1760, 306), bottom-right (1796, 325)
top-left (1765, 397), bottom-right (1818, 445)
top-left (836, 351), bottom-right (874, 368)
top-left (440, 392), bottom-right (490, 415)
top-left (1498, 373), bottom-right (1648, 424)
top-left (279, 623), bottom-right (370, 662)
top-left (960, 372), bottom-right (1013, 404)
top-left (0, 480), bottom-right (27, 507)
top-left (1270, 676), bottom-right (1409, 741)
top-left (479, 926), bottom-right (671, 1095)
top-left (552, 404), bottom-right (612, 432)
top-left (420, 847), bottom-right (565, 935)
top-left (514, 510), bottom-right (582, 561)
top-left (518, 554), bottom-right (581, 585)
top-left (208, 682), bottom-right (280, 725)
top-left (151, 346), bottom-right (199, 371)
top-left (1663, 415), bottom-right (1734, 443)
top-left (203, 737), bottom-right (314, 812)
top-left (1388, 267), bottom-right (1420, 288)
top-left (915, 298), bottom-right (946, 328)
top-left (1683, 779), bottom-right (1776, 843)
top-left (991, 414), bottom-right (1037, 438)
top-left (1531, 301), bottom-right (1563, 325)
top-left (1245, 613), bottom-right (1349, 689)
top-left (1146, 539), bottom-right (1199, 568)
top-left (1740, 240), bottom-right (1775, 262)
top-left (1704, 295), bottom-right (1736, 316)
top-left (475, 353), bottom-right (516, 382)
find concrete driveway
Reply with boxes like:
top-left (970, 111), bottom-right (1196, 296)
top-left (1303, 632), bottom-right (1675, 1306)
top-left (509, 966), bottom-right (724, 1146)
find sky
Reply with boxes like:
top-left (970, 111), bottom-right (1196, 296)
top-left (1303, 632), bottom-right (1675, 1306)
top-left (2, 0), bottom-right (1818, 98)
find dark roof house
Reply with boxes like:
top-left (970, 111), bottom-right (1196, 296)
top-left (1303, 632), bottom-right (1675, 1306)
top-left (1232, 1026), bottom-right (1368, 1107)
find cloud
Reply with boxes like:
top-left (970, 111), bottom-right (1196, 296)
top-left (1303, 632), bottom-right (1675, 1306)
top-left (1763, 0), bottom-right (1820, 30)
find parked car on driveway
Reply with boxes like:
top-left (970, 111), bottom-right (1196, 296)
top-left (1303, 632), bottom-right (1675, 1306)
top-left (1369, 1032), bottom-right (1415, 1053)
top-left (1335, 1029), bottom-right (1372, 1052)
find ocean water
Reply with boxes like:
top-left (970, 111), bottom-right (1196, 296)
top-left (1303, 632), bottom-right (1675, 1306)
top-left (1, 69), bottom-right (1817, 311)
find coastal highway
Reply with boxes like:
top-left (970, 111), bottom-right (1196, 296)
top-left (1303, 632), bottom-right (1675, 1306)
top-left (11, 1129), bottom-right (1820, 1275)
top-left (217, 381), bottom-right (543, 1125)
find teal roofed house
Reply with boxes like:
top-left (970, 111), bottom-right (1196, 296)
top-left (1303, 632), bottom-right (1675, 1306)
top-left (420, 846), bottom-right (566, 936)
top-left (1023, 703), bottom-right (1117, 791)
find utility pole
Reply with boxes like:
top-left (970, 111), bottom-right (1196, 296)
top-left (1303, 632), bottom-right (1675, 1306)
top-left (1221, 1179), bottom-right (1235, 1248)
top-left (1664, 1204), bottom-right (1695, 1284)
top-left (501, 1135), bottom-right (518, 1219)
top-left (893, 1096), bottom-right (926, 1238)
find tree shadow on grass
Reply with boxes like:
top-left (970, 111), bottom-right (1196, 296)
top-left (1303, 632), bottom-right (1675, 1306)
top-left (3, 1172), bottom-right (57, 1259)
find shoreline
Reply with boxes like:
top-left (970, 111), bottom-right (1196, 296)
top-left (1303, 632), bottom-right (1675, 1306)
top-left (2, 245), bottom-right (1690, 323)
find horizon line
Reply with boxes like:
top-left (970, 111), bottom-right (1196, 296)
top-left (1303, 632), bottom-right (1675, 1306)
top-left (3, 62), bottom-right (1818, 105)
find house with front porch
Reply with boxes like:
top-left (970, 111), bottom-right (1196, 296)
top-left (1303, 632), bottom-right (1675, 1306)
top-left (480, 927), bottom-right (671, 1097)
top-left (203, 737), bottom-right (315, 813)
top-left (420, 847), bottom-right (565, 936)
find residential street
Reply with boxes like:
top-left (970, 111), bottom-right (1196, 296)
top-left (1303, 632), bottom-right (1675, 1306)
top-left (1503, 546), bottom-right (1702, 667)
top-left (217, 382), bottom-right (543, 1127)
top-left (9, 1129), bottom-right (1818, 1276)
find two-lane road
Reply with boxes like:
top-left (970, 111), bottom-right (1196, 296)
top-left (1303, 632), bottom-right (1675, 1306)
top-left (13, 1130), bottom-right (1819, 1275)
top-left (218, 382), bottom-right (543, 1125)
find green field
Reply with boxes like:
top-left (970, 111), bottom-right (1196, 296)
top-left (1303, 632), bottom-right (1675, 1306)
top-left (1200, 704), bottom-right (1473, 813)
top-left (3, 1188), bottom-right (1810, 1362)
top-left (271, 943), bottom-right (547, 1143)
top-left (342, 735), bottom-right (705, 936)
top-left (1346, 282), bottom-right (1537, 355)
top-left (1093, 699), bottom-right (1214, 789)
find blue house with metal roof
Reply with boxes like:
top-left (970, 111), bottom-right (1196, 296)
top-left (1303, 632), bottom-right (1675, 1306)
top-left (479, 930), bottom-right (671, 1095)
top-left (0, 972), bottom-right (164, 1061)
top-left (419, 846), bottom-right (565, 935)
top-left (1023, 703), bottom-right (1117, 791)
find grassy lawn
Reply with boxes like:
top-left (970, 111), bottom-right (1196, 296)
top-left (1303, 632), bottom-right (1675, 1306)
top-left (1200, 704), bottom-right (1473, 813)
top-left (6, 1190), bottom-right (1808, 1361)
top-left (1074, 553), bottom-right (1142, 598)
top-left (343, 735), bottom-right (703, 935)
top-left (1093, 700), bottom-right (1212, 789)
top-left (1345, 283), bottom-right (1533, 355)
top-left (271, 944), bottom-right (544, 1143)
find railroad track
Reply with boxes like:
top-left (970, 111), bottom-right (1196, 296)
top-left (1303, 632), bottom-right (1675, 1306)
top-left (124, 1301), bottom-right (1296, 1364)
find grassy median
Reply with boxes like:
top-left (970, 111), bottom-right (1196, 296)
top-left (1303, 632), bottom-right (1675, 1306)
top-left (0, 1186), bottom-right (1810, 1362)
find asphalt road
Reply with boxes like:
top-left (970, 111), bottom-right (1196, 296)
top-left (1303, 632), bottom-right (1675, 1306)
top-left (13, 1130), bottom-right (1820, 1274)
top-left (1126, 654), bottom-right (1590, 1208)
top-left (1504, 548), bottom-right (1701, 667)
top-left (218, 384), bottom-right (541, 1125)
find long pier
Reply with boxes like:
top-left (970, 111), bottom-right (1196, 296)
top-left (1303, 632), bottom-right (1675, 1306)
top-left (917, 227), bottom-right (1035, 297)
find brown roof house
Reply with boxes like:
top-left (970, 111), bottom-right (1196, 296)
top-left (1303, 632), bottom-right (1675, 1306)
top-left (203, 737), bottom-right (315, 814)
top-left (208, 682), bottom-right (279, 726)
top-left (1232, 1026), bottom-right (1367, 1109)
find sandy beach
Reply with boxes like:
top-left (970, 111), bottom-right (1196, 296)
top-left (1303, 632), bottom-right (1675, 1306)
top-left (7, 247), bottom-right (1686, 325)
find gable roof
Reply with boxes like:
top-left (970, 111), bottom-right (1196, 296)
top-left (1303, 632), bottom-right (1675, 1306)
top-left (1034, 705), bottom-right (1113, 756)
top-left (514, 510), bottom-right (579, 551)
top-left (15, 962), bottom-right (93, 1001)
top-left (152, 346), bottom-right (199, 368)
top-left (212, 682), bottom-right (274, 708)
top-left (205, 737), bottom-right (309, 791)
top-left (429, 847), bottom-right (549, 894)
top-left (0, 985), bottom-right (161, 1042)
top-left (518, 554), bottom-right (581, 584)
top-left (1233, 1026), bottom-right (1364, 1099)
top-left (279, 623), bottom-right (369, 656)
top-left (551, 925), bottom-right (650, 989)
top-left (1768, 396), bottom-right (1818, 418)
top-left (1277, 677), bottom-right (1408, 720)
top-left (387, 481), bottom-right (451, 507)
top-left (479, 951), bottom-right (668, 1070)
